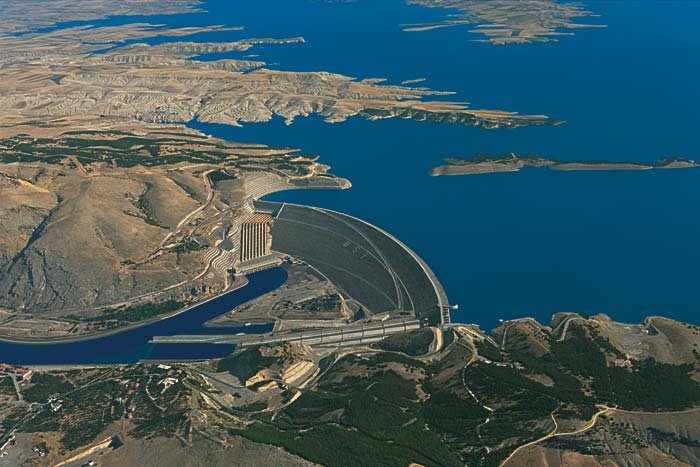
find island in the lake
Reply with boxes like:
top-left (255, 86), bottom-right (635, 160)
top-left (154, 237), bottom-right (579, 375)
top-left (404, 0), bottom-right (607, 45)
top-left (429, 152), bottom-right (699, 176)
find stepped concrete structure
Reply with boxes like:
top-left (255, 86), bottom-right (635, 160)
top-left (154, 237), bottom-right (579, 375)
top-left (240, 213), bottom-right (273, 262)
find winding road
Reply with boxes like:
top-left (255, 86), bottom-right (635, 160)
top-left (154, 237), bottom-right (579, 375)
top-left (501, 405), bottom-right (613, 466)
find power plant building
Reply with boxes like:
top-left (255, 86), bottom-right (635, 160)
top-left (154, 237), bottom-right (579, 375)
top-left (240, 213), bottom-right (273, 262)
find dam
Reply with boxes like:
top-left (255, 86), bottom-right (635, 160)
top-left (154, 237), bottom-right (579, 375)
top-left (0, 203), bottom-right (450, 364)
top-left (149, 202), bottom-right (451, 347)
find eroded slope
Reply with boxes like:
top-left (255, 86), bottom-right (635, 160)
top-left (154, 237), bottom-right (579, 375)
top-left (0, 128), bottom-right (344, 323)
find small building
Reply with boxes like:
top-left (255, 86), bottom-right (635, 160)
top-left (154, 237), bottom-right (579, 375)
top-left (0, 364), bottom-right (33, 381)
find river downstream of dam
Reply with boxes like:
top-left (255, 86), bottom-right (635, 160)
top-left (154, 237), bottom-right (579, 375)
top-left (0, 269), bottom-right (284, 365)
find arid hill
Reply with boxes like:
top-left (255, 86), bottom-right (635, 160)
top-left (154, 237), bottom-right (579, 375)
top-left (0, 2), bottom-right (554, 132)
top-left (0, 127), bottom-right (346, 328)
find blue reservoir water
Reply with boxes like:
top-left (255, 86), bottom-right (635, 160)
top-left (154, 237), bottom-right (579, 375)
top-left (185, 0), bottom-right (700, 329)
top-left (5, 0), bottom-right (699, 339)
top-left (0, 268), bottom-right (285, 364)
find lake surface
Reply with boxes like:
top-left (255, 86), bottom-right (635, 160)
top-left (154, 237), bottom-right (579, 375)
top-left (13, 0), bottom-right (700, 332)
top-left (189, 0), bottom-right (700, 329)
top-left (0, 268), bottom-right (284, 365)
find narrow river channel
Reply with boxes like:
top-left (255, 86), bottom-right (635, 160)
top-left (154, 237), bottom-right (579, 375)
top-left (0, 268), bottom-right (286, 365)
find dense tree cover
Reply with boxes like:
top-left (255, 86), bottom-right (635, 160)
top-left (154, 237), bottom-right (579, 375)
top-left (233, 325), bottom-right (700, 466)
top-left (233, 354), bottom-right (468, 467)
top-left (207, 170), bottom-right (236, 186)
top-left (66, 300), bottom-right (185, 326)
top-left (216, 347), bottom-right (277, 382)
top-left (22, 373), bottom-right (74, 403)
top-left (14, 366), bottom-right (189, 452)
top-left (0, 377), bottom-right (16, 397)
top-left (172, 239), bottom-right (203, 253)
top-left (374, 328), bottom-right (435, 356)
top-left (551, 327), bottom-right (700, 411)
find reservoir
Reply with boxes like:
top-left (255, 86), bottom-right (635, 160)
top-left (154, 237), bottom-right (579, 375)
top-left (189, 0), bottom-right (700, 329)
